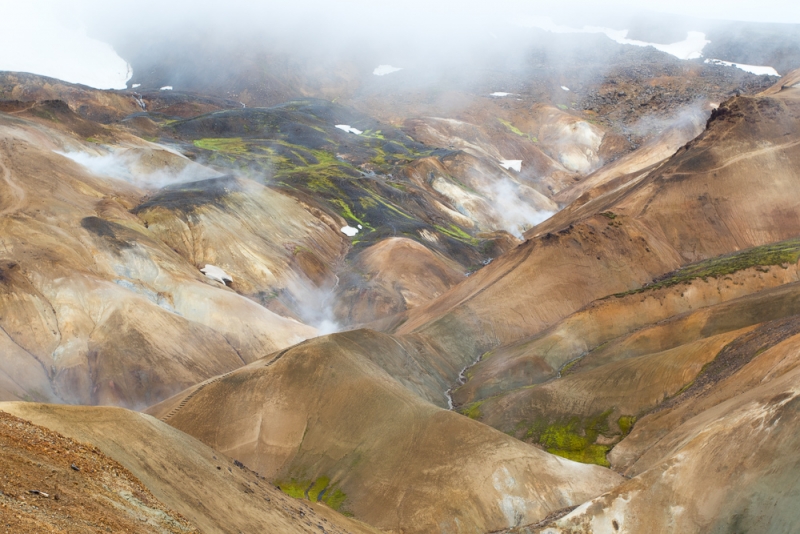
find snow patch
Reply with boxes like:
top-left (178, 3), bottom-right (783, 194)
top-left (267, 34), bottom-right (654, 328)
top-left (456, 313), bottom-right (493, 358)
top-left (341, 225), bottom-right (359, 237)
top-left (499, 160), bottom-right (522, 172)
top-left (160, 86), bottom-right (173, 91)
top-left (131, 83), bottom-right (141, 88)
top-left (200, 265), bottom-right (232, 285)
top-left (704, 58), bottom-right (780, 77)
top-left (561, 86), bottom-right (570, 91)
top-left (490, 92), bottom-right (513, 97)
top-left (335, 125), bottom-right (363, 135)
top-left (0, 5), bottom-right (131, 90)
top-left (518, 18), bottom-right (709, 60)
top-left (373, 65), bottom-right (403, 76)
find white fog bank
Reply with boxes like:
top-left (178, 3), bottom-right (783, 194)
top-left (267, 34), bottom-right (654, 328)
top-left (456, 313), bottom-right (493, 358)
top-left (0, 4), bottom-right (131, 89)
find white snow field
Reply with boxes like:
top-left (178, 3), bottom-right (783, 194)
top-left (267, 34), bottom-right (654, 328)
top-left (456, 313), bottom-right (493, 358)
top-left (518, 17), bottom-right (709, 60)
top-left (373, 65), bottom-right (403, 76)
top-left (200, 265), bottom-right (233, 285)
top-left (704, 58), bottom-right (780, 77)
top-left (499, 160), bottom-right (522, 172)
top-left (335, 125), bottom-right (363, 135)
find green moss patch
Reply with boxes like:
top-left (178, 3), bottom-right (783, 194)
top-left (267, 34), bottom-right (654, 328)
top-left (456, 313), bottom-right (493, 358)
top-left (614, 237), bottom-right (800, 298)
top-left (434, 224), bottom-right (479, 246)
top-left (322, 488), bottom-right (348, 511)
top-left (307, 477), bottom-right (330, 501)
top-left (498, 118), bottom-right (537, 142)
top-left (521, 410), bottom-right (614, 467)
top-left (618, 415), bottom-right (636, 436)
top-left (276, 479), bottom-right (308, 499)
top-left (276, 476), bottom-right (349, 514)
top-left (498, 118), bottom-right (526, 137)
top-left (460, 400), bottom-right (485, 420)
top-left (192, 137), bottom-right (249, 154)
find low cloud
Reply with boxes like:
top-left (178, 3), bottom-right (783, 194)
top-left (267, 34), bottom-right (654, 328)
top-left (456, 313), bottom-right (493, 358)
top-left (56, 147), bottom-right (221, 189)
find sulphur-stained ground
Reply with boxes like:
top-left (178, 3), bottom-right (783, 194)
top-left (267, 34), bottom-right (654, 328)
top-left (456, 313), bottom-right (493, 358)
top-left (0, 410), bottom-right (197, 533)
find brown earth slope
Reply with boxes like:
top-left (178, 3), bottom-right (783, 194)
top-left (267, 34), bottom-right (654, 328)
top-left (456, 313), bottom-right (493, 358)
top-left (525, 323), bottom-right (800, 533)
top-left (0, 409), bottom-right (197, 533)
top-left (0, 111), bottom-right (317, 407)
top-left (391, 77), bottom-right (800, 403)
top-left (1, 402), bottom-right (378, 534)
top-left (147, 330), bottom-right (622, 534)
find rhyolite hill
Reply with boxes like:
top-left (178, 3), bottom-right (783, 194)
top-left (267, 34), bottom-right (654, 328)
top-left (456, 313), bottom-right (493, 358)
top-left (1, 22), bottom-right (800, 534)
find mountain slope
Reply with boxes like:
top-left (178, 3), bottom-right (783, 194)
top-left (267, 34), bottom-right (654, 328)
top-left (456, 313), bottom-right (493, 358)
top-left (528, 325), bottom-right (800, 533)
top-left (0, 110), bottom-right (316, 407)
top-left (0, 409), bottom-right (198, 533)
top-left (392, 80), bottom-right (800, 400)
top-left (1, 402), bottom-right (378, 534)
top-left (147, 330), bottom-right (622, 533)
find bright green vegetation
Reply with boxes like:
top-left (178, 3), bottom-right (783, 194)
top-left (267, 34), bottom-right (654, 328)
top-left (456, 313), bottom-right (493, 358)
top-left (521, 410), bottom-right (614, 467)
top-left (192, 137), bottom-right (249, 154)
top-left (600, 211), bottom-right (617, 220)
top-left (323, 488), bottom-right (348, 512)
top-left (557, 104), bottom-right (569, 111)
top-left (434, 224), bottom-right (480, 246)
top-left (460, 400), bottom-right (485, 420)
top-left (307, 477), bottom-right (330, 501)
top-left (498, 118), bottom-right (537, 142)
top-left (276, 477), bottom-right (349, 514)
top-left (498, 118), bottom-right (526, 137)
top-left (272, 146), bottom-right (359, 181)
top-left (173, 103), bottom-right (490, 262)
top-left (614, 237), bottom-right (800, 298)
top-left (618, 415), bottom-right (636, 436)
top-left (330, 198), bottom-right (372, 229)
top-left (276, 479), bottom-right (307, 499)
top-left (361, 129), bottom-right (386, 140)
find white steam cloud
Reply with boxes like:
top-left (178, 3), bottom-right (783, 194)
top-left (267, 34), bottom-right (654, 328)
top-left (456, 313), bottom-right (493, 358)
top-left (56, 147), bottom-right (221, 189)
top-left (489, 178), bottom-right (554, 238)
top-left (285, 279), bottom-right (342, 335)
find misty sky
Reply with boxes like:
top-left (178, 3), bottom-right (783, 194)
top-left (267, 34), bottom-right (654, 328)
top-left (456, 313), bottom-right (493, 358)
top-left (6, 0), bottom-right (800, 26)
top-left (0, 0), bottom-right (798, 89)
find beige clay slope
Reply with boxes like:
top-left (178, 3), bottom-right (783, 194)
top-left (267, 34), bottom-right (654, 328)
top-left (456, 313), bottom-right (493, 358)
top-left (147, 330), bottom-right (622, 534)
top-left (549, 104), bottom-right (708, 207)
top-left (1, 402), bottom-right (377, 534)
top-left (334, 237), bottom-right (466, 325)
top-left (388, 80), bottom-right (800, 395)
top-left (133, 175), bottom-right (350, 313)
top-left (455, 254), bottom-right (800, 406)
top-left (527, 327), bottom-right (800, 534)
top-left (453, 279), bottom-right (800, 468)
top-left (0, 111), bottom-right (321, 407)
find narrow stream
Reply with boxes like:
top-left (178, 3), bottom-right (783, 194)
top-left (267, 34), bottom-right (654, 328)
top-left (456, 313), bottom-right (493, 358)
top-left (445, 353), bottom-right (484, 410)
